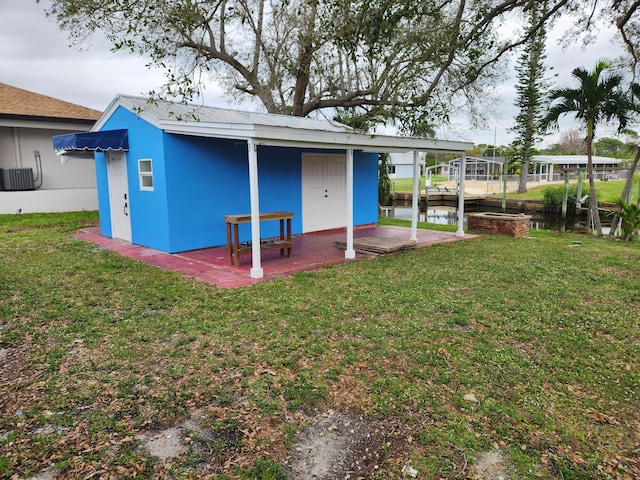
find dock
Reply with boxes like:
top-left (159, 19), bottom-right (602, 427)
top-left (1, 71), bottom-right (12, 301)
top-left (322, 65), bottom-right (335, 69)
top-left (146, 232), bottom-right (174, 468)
top-left (391, 191), bottom-right (547, 214)
top-left (393, 190), bottom-right (487, 209)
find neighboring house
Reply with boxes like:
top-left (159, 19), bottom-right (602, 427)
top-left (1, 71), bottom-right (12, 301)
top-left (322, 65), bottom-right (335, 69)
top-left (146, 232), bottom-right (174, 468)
top-left (54, 94), bottom-right (471, 278)
top-left (531, 155), bottom-right (624, 181)
top-left (446, 154), bottom-right (623, 184)
top-left (387, 152), bottom-right (425, 179)
top-left (0, 83), bottom-right (101, 214)
top-left (388, 153), bottom-right (455, 181)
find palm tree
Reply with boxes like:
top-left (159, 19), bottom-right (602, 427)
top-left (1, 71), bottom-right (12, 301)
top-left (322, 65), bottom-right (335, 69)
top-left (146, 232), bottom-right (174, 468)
top-left (608, 198), bottom-right (640, 241)
top-left (610, 142), bottom-right (640, 235)
top-left (610, 84), bottom-right (640, 236)
top-left (542, 59), bottom-right (634, 235)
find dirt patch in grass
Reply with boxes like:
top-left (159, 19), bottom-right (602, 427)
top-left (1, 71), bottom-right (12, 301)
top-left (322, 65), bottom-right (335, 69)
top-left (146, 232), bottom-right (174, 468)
top-left (140, 426), bottom-right (187, 462)
top-left (136, 409), bottom-right (395, 479)
top-left (287, 410), bottom-right (389, 479)
top-left (474, 449), bottom-right (513, 479)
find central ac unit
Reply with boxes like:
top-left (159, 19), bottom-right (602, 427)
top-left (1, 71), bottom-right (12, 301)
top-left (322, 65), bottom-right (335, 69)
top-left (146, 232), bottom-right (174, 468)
top-left (0, 168), bottom-right (35, 191)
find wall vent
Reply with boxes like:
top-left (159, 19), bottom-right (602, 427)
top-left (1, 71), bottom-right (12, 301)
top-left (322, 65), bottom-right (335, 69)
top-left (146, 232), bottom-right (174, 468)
top-left (0, 168), bottom-right (35, 191)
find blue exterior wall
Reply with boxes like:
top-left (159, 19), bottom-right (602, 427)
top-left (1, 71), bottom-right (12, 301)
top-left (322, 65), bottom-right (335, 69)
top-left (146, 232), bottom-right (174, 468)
top-left (160, 141), bottom-right (378, 252)
top-left (98, 106), bottom-right (170, 251)
top-left (94, 106), bottom-right (379, 253)
top-left (354, 151), bottom-right (379, 223)
top-left (163, 134), bottom-right (250, 252)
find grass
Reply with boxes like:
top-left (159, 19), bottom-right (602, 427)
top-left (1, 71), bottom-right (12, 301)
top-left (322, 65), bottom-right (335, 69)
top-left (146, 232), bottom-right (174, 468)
top-left (392, 175), bottom-right (447, 192)
top-left (394, 177), bottom-right (636, 203)
top-left (379, 215), bottom-right (459, 232)
top-left (494, 179), bottom-right (636, 203)
top-left (1, 211), bottom-right (639, 479)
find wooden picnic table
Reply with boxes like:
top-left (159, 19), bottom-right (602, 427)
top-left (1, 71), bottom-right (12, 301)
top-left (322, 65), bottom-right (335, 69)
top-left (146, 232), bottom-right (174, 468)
top-left (224, 212), bottom-right (293, 267)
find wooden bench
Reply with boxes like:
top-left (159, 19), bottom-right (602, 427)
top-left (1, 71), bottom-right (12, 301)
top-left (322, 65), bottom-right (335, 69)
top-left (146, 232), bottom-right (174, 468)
top-left (224, 212), bottom-right (293, 266)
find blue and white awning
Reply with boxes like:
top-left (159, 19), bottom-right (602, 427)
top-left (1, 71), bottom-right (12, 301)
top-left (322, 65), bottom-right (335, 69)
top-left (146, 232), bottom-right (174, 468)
top-left (53, 129), bottom-right (129, 156)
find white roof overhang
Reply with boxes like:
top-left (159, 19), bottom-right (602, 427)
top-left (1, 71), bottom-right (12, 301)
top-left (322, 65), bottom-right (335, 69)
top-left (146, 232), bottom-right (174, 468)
top-left (158, 120), bottom-right (473, 154)
top-left (94, 95), bottom-right (473, 154)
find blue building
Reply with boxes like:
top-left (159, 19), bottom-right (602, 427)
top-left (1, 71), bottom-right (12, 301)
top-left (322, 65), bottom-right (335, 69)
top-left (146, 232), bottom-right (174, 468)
top-left (54, 95), bottom-right (471, 278)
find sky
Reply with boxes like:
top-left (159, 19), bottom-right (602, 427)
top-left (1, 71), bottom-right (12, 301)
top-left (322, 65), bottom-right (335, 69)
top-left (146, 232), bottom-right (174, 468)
top-left (0, 0), bottom-right (627, 148)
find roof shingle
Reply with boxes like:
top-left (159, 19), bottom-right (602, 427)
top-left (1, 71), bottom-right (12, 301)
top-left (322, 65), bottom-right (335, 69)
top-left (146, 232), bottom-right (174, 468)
top-left (0, 82), bottom-right (101, 120)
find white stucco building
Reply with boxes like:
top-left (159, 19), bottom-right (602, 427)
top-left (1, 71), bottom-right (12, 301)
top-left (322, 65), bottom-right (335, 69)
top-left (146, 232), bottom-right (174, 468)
top-left (0, 83), bottom-right (101, 214)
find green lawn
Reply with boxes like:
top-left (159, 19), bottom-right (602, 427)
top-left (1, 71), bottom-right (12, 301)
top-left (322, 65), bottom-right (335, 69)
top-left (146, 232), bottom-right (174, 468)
top-left (1, 212), bottom-right (639, 479)
top-left (498, 179), bottom-right (636, 203)
top-left (392, 175), bottom-right (448, 192)
top-left (393, 178), bottom-right (638, 203)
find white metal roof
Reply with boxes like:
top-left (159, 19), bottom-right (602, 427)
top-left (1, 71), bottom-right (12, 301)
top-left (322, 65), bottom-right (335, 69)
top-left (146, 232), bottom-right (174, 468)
top-left (532, 155), bottom-right (622, 165)
top-left (93, 94), bottom-right (473, 154)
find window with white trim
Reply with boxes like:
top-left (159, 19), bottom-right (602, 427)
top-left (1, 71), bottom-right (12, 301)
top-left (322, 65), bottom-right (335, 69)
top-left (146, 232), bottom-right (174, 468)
top-left (138, 158), bottom-right (154, 191)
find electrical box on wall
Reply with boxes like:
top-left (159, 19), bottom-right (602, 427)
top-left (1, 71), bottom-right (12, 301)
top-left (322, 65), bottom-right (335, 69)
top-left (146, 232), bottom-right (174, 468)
top-left (0, 168), bottom-right (35, 191)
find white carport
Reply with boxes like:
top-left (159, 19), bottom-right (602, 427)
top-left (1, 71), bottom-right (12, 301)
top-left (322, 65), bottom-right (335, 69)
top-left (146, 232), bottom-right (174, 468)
top-left (92, 96), bottom-right (473, 278)
top-left (243, 136), bottom-right (472, 279)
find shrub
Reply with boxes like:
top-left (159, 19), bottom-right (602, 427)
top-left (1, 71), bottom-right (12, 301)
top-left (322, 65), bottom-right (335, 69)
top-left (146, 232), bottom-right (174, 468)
top-left (541, 184), bottom-right (584, 213)
top-left (608, 198), bottom-right (640, 241)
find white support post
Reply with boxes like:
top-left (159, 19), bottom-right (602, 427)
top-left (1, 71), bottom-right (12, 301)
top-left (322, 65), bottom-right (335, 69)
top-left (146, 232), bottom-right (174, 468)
top-left (345, 149), bottom-right (355, 259)
top-left (410, 150), bottom-right (420, 241)
top-left (456, 152), bottom-right (466, 237)
top-left (247, 139), bottom-right (264, 279)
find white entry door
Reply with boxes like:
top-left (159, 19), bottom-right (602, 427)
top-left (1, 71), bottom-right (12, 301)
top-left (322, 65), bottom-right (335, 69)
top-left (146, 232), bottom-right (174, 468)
top-left (302, 153), bottom-right (346, 232)
top-left (107, 152), bottom-right (132, 242)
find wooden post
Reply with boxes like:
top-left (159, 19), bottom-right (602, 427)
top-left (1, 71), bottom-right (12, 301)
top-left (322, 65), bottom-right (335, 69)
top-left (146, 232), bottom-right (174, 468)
top-left (502, 158), bottom-right (508, 212)
top-left (425, 180), bottom-right (429, 221)
top-left (561, 169), bottom-right (569, 219)
top-left (575, 170), bottom-right (584, 209)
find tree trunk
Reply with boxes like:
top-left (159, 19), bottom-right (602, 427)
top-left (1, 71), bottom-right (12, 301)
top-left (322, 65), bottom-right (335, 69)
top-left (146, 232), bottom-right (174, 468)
top-left (292, 0), bottom-right (317, 117)
top-left (609, 146), bottom-right (640, 235)
top-left (586, 128), bottom-right (603, 235)
top-left (518, 144), bottom-right (531, 194)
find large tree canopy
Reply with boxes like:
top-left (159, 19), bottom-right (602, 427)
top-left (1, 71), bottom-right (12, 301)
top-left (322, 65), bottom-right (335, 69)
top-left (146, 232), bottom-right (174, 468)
top-left (41, 0), bottom-right (640, 133)
top-left (41, 0), bottom-right (566, 133)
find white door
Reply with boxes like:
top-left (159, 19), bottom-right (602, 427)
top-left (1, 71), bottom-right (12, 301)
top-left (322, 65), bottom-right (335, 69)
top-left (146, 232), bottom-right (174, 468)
top-left (107, 152), bottom-right (132, 242)
top-left (302, 153), bottom-right (346, 232)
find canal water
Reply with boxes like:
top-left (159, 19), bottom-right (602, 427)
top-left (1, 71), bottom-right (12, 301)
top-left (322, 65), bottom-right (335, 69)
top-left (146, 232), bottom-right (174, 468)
top-left (391, 207), bottom-right (612, 233)
top-left (393, 207), bottom-right (463, 226)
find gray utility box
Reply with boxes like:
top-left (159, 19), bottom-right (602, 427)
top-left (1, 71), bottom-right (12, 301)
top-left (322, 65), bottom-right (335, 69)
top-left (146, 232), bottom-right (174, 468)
top-left (0, 168), bottom-right (35, 191)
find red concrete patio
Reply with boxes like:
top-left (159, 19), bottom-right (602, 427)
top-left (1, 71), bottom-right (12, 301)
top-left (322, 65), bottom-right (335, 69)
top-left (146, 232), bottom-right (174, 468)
top-left (75, 225), bottom-right (474, 288)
